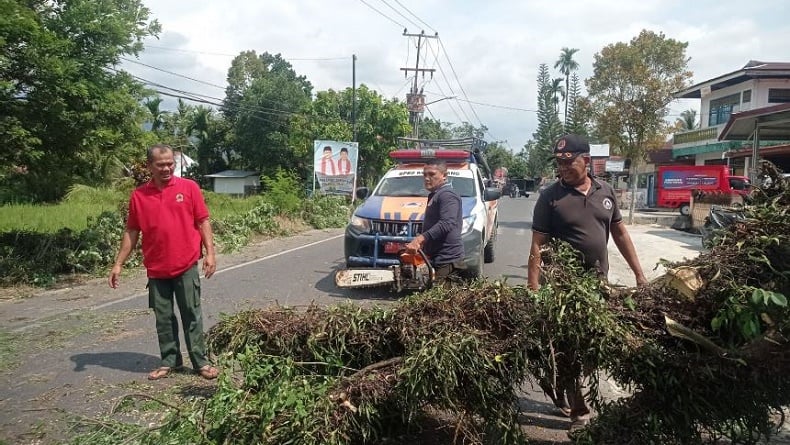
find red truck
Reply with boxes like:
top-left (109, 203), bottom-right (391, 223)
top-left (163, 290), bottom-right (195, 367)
top-left (657, 165), bottom-right (751, 215)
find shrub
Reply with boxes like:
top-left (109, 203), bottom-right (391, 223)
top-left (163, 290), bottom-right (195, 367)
top-left (301, 196), bottom-right (351, 229)
top-left (262, 169), bottom-right (302, 216)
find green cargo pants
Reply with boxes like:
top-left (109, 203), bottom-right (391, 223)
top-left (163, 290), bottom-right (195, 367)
top-left (148, 264), bottom-right (209, 370)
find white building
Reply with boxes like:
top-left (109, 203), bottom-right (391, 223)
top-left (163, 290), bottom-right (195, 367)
top-left (205, 170), bottom-right (260, 196)
top-left (672, 61), bottom-right (790, 177)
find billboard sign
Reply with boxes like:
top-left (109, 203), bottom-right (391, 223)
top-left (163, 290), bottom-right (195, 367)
top-left (313, 140), bottom-right (359, 195)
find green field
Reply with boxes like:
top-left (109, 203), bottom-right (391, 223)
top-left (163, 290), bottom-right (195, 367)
top-left (0, 187), bottom-right (263, 233)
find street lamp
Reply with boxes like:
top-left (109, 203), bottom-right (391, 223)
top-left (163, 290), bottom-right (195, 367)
top-left (414, 96), bottom-right (457, 138)
top-left (425, 96), bottom-right (456, 106)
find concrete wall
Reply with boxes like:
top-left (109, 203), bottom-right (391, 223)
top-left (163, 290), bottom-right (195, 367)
top-left (212, 176), bottom-right (260, 195)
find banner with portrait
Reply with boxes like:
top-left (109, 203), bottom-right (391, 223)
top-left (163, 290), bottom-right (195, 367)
top-left (313, 140), bottom-right (359, 196)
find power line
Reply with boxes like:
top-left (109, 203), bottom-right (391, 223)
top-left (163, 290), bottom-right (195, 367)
top-left (120, 57), bottom-right (226, 90)
top-left (392, 0), bottom-right (436, 33)
top-left (119, 58), bottom-right (303, 111)
top-left (143, 44), bottom-right (348, 61)
top-left (112, 67), bottom-right (305, 119)
top-left (425, 40), bottom-right (472, 124)
top-left (378, 0), bottom-right (421, 30)
top-left (438, 38), bottom-right (484, 128)
top-left (357, 0), bottom-right (406, 28)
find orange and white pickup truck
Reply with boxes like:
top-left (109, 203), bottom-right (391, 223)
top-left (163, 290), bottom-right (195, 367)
top-left (340, 137), bottom-right (501, 285)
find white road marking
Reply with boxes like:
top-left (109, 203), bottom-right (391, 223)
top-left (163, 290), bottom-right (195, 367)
top-left (11, 234), bottom-right (344, 333)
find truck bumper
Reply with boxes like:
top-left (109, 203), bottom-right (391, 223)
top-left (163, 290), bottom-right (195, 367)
top-left (344, 227), bottom-right (483, 269)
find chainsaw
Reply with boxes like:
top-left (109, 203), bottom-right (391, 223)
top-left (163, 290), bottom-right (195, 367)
top-left (335, 249), bottom-right (435, 292)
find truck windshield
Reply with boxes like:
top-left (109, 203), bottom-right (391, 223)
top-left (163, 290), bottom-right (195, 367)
top-left (374, 176), bottom-right (476, 197)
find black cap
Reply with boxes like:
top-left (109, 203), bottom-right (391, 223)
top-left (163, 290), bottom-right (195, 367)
top-left (553, 134), bottom-right (590, 159)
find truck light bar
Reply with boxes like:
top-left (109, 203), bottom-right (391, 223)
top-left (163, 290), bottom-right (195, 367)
top-left (389, 149), bottom-right (472, 163)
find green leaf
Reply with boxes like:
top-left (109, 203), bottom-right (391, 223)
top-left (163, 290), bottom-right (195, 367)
top-left (751, 288), bottom-right (765, 305)
top-left (769, 291), bottom-right (788, 307)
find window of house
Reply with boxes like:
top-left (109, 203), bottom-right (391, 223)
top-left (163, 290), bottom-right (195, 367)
top-left (768, 88), bottom-right (790, 103)
top-left (709, 93), bottom-right (740, 126)
top-left (742, 89), bottom-right (751, 103)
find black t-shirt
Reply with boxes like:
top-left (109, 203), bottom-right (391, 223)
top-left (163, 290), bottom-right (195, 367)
top-left (422, 183), bottom-right (464, 265)
top-left (532, 176), bottom-right (621, 276)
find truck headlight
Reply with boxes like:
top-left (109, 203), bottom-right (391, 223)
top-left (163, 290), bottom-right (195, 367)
top-left (462, 215), bottom-right (476, 234)
top-left (350, 215), bottom-right (371, 232)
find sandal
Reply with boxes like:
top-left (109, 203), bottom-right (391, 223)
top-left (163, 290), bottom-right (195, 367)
top-left (198, 365), bottom-right (219, 380)
top-left (147, 366), bottom-right (173, 380)
top-left (554, 406), bottom-right (572, 417)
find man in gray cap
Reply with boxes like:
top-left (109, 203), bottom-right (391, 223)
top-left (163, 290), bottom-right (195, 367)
top-left (528, 134), bottom-right (647, 431)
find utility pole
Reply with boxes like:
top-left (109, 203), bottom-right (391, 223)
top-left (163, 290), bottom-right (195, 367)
top-left (400, 30), bottom-right (437, 138)
top-left (352, 54), bottom-right (357, 142)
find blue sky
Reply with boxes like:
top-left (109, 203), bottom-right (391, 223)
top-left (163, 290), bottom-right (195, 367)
top-left (124, 0), bottom-right (789, 150)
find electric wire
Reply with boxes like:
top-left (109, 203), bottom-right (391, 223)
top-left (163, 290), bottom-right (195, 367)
top-left (377, 0), bottom-right (421, 30)
top-left (392, 0), bottom-right (437, 33)
top-left (438, 38), bottom-right (484, 128)
top-left (121, 57), bottom-right (225, 90)
top-left (143, 44), bottom-right (347, 61)
top-left (425, 40), bottom-right (472, 124)
top-left (357, 0), bottom-right (406, 28)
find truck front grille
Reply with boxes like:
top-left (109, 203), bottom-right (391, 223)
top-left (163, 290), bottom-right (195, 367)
top-left (370, 220), bottom-right (423, 237)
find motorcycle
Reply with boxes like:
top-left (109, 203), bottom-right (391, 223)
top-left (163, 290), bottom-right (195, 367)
top-left (700, 205), bottom-right (745, 248)
top-left (509, 184), bottom-right (519, 198)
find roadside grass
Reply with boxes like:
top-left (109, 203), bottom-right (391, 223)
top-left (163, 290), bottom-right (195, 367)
top-left (0, 183), bottom-right (350, 288)
top-left (0, 188), bottom-right (263, 233)
top-left (203, 191), bottom-right (262, 221)
top-left (0, 331), bottom-right (22, 372)
top-left (0, 201), bottom-right (121, 233)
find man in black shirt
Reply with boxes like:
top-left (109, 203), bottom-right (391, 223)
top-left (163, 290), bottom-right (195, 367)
top-left (528, 134), bottom-right (647, 431)
top-left (405, 159), bottom-right (465, 283)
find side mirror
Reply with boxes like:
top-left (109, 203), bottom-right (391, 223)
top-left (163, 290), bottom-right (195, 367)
top-left (483, 187), bottom-right (501, 202)
top-left (355, 187), bottom-right (370, 200)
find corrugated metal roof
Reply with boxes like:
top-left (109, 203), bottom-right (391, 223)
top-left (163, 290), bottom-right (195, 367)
top-left (205, 170), bottom-right (259, 178)
top-left (675, 60), bottom-right (790, 99)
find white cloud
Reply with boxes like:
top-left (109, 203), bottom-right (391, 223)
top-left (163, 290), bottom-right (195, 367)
top-left (124, 0), bottom-right (789, 149)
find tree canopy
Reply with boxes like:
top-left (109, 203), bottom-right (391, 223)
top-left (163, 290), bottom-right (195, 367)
top-left (0, 0), bottom-right (160, 202)
top-left (587, 29), bottom-right (692, 220)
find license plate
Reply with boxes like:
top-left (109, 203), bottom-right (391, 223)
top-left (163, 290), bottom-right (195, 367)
top-left (383, 242), bottom-right (405, 254)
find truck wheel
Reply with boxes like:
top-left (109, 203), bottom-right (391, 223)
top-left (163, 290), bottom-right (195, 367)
top-left (484, 239), bottom-right (495, 263)
top-left (465, 246), bottom-right (485, 280)
top-left (680, 203), bottom-right (691, 216)
top-left (484, 230), bottom-right (496, 263)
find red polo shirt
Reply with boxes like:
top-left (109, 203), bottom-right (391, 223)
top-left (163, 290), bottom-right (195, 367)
top-left (127, 176), bottom-right (209, 279)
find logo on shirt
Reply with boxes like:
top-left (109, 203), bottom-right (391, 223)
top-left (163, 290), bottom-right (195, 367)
top-left (603, 197), bottom-right (613, 210)
top-left (175, 193), bottom-right (184, 203)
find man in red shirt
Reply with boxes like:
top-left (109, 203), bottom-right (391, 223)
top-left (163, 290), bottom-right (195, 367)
top-left (109, 144), bottom-right (218, 381)
top-left (319, 145), bottom-right (337, 175)
top-left (337, 147), bottom-right (352, 175)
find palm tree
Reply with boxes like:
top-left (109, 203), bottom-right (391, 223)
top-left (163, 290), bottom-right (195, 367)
top-left (549, 78), bottom-right (566, 115)
top-left (188, 106), bottom-right (213, 145)
top-left (554, 47), bottom-right (580, 126)
top-left (143, 97), bottom-right (165, 132)
top-left (676, 109), bottom-right (698, 131)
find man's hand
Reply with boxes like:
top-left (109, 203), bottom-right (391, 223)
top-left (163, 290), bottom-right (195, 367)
top-left (405, 234), bottom-right (425, 252)
top-left (202, 253), bottom-right (217, 279)
top-left (109, 264), bottom-right (122, 289)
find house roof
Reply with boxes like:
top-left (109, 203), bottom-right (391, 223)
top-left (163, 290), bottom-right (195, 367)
top-left (718, 102), bottom-right (790, 141)
top-left (674, 60), bottom-right (790, 99)
top-left (205, 170), bottom-right (260, 178)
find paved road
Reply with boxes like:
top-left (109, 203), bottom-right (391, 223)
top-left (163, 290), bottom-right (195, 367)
top-left (0, 195), bottom-right (703, 444)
